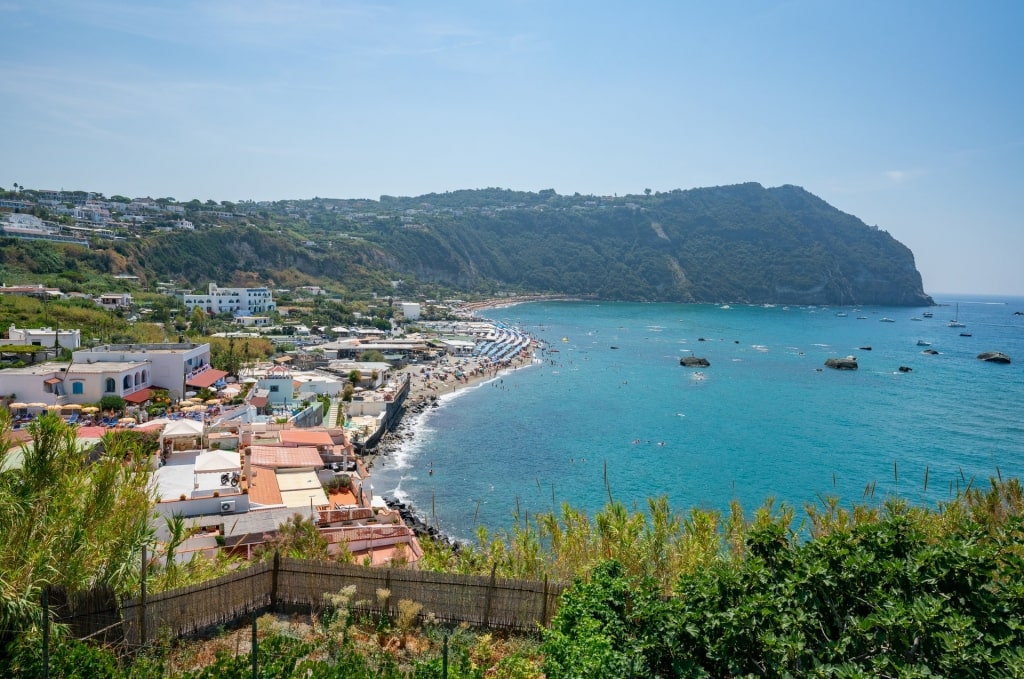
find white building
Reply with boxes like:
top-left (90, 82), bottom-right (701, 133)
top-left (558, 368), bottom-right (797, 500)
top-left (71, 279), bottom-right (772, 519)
top-left (399, 302), bottom-right (421, 320)
top-left (96, 292), bottom-right (133, 310)
top-left (183, 284), bottom-right (276, 317)
top-left (0, 342), bottom-right (222, 406)
top-left (3, 325), bottom-right (81, 350)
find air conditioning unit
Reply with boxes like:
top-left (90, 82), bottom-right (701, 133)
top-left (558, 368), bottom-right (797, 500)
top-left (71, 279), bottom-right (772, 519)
top-left (220, 500), bottom-right (236, 514)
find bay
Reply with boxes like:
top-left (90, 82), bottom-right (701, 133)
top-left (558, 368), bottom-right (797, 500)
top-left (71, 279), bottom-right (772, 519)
top-left (372, 295), bottom-right (1024, 541)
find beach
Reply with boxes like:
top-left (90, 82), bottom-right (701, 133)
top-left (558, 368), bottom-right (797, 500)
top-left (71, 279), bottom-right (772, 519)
top-left (363, 333), bottom-right (537, 472)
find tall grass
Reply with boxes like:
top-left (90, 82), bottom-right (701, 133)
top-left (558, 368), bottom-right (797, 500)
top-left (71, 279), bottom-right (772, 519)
top-left (0, 410), bottom-right (156, 643)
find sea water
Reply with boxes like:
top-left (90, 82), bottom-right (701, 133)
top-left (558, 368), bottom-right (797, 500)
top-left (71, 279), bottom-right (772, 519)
top-left (372, 295), bottom-right (1024, 541)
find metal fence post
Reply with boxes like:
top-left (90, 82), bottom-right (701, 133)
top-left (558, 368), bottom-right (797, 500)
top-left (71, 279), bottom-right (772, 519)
top-left (251, 611), bottom-right (258, 679)
top-left (140, 544), bottom-right (147, 648)
top-left (442, 633), bottom-right (449, 679)
top-left (41, 588), bottom-right (49, 679)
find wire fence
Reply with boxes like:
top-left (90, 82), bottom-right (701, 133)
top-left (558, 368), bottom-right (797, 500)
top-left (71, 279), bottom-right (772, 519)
top-left (49, 556), bottom-right (565, 647)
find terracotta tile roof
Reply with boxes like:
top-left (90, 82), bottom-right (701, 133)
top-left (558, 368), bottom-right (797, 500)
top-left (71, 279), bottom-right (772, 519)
top-left (249, 445), bottom-right (322, 469)
top-left (247, 465), bottom-right (283, 506)
top-left (279, 429), bottom-right (334, 447)
top-left (123, 388), bottom-right (155, 404)
top-left (186, 368), bottom-right (228, 388)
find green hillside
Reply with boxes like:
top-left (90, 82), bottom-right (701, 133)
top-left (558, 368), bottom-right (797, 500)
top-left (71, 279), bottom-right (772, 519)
top-left (2, 184), bottom-right (932, 305)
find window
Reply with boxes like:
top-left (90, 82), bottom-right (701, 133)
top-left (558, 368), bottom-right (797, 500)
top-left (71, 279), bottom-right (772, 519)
top-left (123, 376), bottom-right (131, 389)
top-left (105, 378), bottom-right (115, 393)
top-left (269, 385), bottom-right (279, 393)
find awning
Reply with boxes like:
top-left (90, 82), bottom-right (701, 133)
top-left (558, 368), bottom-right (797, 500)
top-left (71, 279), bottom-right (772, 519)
top-left (186, 368), bottom-right (228, 388)
top-left (249, 396), bottom-right (268, 409)
top-left (44, 377), bottom-right (62, 385)
top-left (123, 388), bottom-right (155, 404)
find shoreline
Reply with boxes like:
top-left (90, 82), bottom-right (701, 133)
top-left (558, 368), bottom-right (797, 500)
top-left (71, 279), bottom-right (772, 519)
top-left (361, 313), bottom-right (542, 546)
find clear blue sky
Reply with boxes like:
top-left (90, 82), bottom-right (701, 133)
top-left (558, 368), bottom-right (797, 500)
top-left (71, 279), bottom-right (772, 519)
top-left (3, 1), bottom-right (1022, 295)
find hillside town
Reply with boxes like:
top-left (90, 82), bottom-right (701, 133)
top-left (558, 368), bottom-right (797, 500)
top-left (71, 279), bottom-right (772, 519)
top-left (0, 281), bottom-right (538, 570)
top-left (0, 184), bottom-right (643, 252)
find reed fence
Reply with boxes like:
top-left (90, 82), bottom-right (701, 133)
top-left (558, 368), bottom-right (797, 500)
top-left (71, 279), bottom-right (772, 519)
top-left (50, 556), bottom-right (565, 647)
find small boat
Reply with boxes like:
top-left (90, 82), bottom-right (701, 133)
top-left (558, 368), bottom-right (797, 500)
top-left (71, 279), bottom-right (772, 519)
top-left (922, 312), bottom-right (934, 318)
top-left (948, 304), bottom-right (966, 328)
top-left (960, 332), bottom-right (972, 337)
top-left (835, 312), bottom-right (848, 317)
top-left (911, 317), bottom-right (923, 321)
top-left (880, 317), bottom-right (896, 323)
top-left (916, 340), bottom-right (931, 346)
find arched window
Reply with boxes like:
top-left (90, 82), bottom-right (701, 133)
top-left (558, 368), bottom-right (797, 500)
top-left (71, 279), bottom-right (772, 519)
top-left (105, 378), bottom-right (115, 393)
top-left (123, 376), bottom-right (131, 390)
top-left (72, 382), bottom-right (84, 395)
top-left (142, 369), bottom-right (148, 383)
top-left (134, 373), bottom-right (141, 386)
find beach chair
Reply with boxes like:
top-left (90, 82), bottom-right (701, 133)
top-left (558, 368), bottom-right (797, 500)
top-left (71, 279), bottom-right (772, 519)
top-left (66, 413), bottom-right (79, 424)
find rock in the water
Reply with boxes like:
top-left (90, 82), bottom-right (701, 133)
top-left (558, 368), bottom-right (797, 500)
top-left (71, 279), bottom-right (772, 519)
top-left (922, 349), bottom-right (939, 355)
top-left (977, 351), bottom-right (1011, 364)
top-left (680, 356), bottom-right (711, 367)
top-left (859, 346), bottom-right (872, 351)
top-left (898, 366), bottom-right (913, 372)
top-left (825, 357), bottom-right (858, 370)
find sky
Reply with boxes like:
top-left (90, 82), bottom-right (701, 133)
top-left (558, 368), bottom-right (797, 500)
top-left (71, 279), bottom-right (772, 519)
top-left (2, 1), bottom-right (1022, 295)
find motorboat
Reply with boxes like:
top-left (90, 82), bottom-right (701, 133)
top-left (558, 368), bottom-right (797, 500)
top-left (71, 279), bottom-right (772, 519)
top-left (916, 340), bottom-right (931, 346)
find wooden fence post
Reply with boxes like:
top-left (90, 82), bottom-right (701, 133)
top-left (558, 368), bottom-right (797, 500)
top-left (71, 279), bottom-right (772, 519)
top-left (482, 563), bottom-right (497, 628)
top-left (270, 551), bottom-right (281, 612)
top-left (541, 575), bottom-right (549, 627)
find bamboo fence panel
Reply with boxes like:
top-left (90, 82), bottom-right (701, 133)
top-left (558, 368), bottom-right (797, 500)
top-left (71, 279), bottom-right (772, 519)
top-left (122, 561), bottom-right (273, 646)
top-left (48, 585), bottom-right (122, 643)
top-left (79, 558), bottom-right (566, 646)
top-left (276, 558), bottom-right (389, 611)
top-left (275, 559), bottom-right (564, 632)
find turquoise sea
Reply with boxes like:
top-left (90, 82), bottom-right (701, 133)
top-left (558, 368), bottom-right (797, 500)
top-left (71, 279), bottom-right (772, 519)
top-left (373, 295), bottom-right (1024, 541)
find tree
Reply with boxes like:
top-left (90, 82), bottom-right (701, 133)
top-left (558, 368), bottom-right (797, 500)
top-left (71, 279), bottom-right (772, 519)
top-left (189, 307), bottom-right (207, 335)
top-left (255, 514), bottom-right (329, 560)
top-left (0, 412), bottom-right (155, 646)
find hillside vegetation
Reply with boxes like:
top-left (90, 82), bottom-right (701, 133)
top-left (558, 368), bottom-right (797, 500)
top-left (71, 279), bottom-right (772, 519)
top-left (3, 184), bottom-right (931, 305)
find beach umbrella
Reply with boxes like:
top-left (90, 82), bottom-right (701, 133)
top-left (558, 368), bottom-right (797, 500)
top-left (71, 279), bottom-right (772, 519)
top-left (47, 405), bottom-right (62, 412)
top-left (118, 417), bottom-right (136, 425)
top-left (27, 402), bottom-right (48, 409)
top-left (205, 398), bottom-right (221, 405)
top-left (63, 403), bottom-right (83, 410)
top-left (9, 402), bottom-right (27, 409)
top-left (81, 406), bottom-right (99, 413)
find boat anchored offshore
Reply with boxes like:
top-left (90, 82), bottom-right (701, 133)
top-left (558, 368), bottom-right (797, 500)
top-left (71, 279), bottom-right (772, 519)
top-left (916, 340), bottom-right (931, 346)
top-left (948, 304), bottom-right (966, 328)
